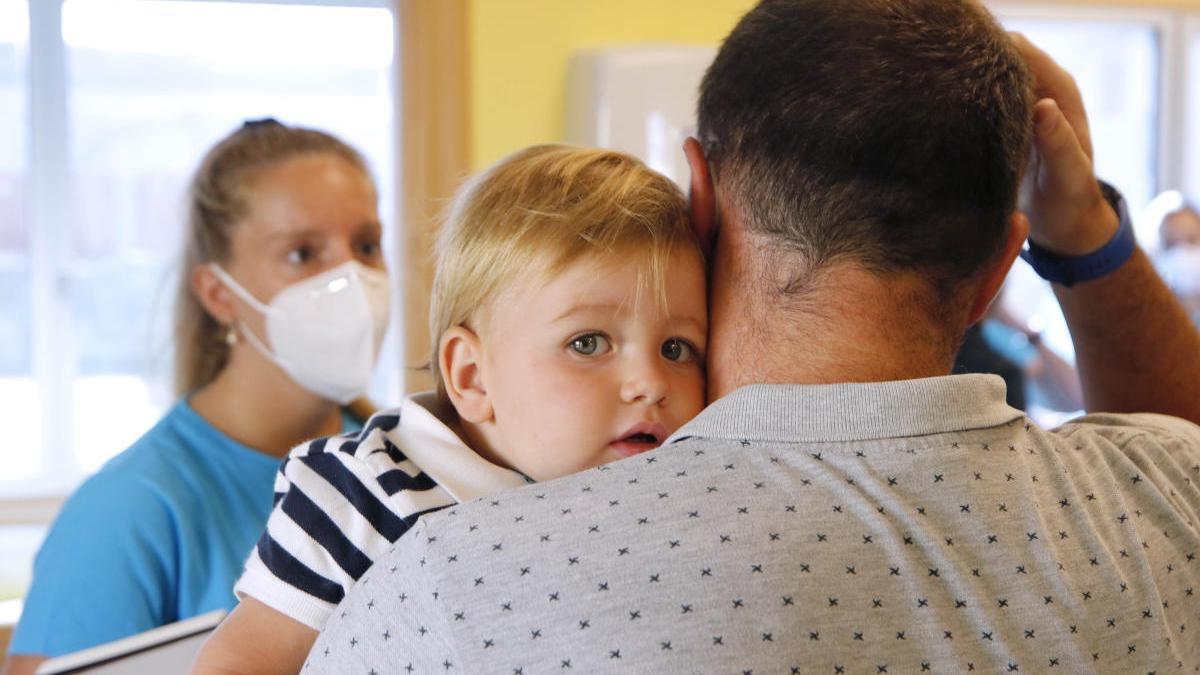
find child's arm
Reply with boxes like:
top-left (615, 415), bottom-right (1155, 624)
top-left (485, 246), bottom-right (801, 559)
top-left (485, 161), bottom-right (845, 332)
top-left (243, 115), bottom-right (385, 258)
top-left (193, 413), bottom-right (436, 674)
top-left (190, 597), bottom-right (316, 675)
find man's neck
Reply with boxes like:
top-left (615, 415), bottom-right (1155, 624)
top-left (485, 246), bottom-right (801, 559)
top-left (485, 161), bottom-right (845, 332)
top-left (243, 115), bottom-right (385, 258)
top-left (705, 244), bottom-right (964, 400)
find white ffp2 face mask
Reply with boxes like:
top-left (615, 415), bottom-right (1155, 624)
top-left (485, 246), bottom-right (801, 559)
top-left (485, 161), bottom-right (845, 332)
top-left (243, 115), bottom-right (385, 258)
top-left (210, 261), bottom-right (391, 404)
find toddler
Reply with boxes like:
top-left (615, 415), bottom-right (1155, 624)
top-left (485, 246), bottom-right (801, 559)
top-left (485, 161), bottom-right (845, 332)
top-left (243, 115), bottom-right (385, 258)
top-left (193, 144), bottom-right (708, 673)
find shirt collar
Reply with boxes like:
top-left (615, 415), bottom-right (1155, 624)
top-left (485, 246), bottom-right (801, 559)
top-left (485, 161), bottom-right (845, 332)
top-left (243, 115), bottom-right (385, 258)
top-left (389, 393), bottom-right (530, 502)
top-left (669, 374), bottom-right (1022, 444)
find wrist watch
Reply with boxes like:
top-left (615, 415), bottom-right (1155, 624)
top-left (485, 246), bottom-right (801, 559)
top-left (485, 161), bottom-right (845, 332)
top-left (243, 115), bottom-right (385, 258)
top-left (1020, 180), bottom-right (1137, 287)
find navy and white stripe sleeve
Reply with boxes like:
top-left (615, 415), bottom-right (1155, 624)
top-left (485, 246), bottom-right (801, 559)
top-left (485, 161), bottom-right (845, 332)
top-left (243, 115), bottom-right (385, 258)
top-left (234, 411), bottom-right (456, 630)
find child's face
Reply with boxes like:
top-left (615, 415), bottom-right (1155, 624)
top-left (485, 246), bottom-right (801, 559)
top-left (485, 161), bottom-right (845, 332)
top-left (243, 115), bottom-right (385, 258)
top-left (476, 247), bottom-right (707, 481)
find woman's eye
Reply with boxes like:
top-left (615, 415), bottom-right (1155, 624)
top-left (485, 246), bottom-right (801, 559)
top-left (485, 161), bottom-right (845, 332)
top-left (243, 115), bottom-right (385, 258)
top-left (661, 338), bottom-right (697, 363)
top-left (286, 245), bottom-right (315, 265)
top-left (358, 239), bottom-right (382, 258)
top-left (569, 334), bottom-right (610, 356)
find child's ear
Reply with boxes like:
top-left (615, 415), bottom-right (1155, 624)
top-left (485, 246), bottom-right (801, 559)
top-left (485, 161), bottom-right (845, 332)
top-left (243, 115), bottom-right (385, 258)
top-left (439, 326), bottom-right (493, 424)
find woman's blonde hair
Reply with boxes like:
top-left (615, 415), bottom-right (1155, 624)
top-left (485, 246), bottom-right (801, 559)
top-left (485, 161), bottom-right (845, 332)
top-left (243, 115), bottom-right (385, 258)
top-left (174, 119), bottom-right (374, 397)
top-left (429, 144), bottom-right (698, 399)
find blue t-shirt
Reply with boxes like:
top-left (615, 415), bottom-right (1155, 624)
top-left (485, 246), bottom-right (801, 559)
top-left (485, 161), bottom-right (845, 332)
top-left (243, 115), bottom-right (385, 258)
top-left (11, 401), bottom-right (358, 657)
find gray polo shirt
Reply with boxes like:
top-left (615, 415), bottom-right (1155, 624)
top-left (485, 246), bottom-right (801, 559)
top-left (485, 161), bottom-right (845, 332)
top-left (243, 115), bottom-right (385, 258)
top-left (306, 375), bottom-right (1200, 674)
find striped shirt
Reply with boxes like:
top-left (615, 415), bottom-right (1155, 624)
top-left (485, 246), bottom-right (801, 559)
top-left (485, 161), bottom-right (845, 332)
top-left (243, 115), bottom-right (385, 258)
top-left (234, 393), bottom-right (528, 630)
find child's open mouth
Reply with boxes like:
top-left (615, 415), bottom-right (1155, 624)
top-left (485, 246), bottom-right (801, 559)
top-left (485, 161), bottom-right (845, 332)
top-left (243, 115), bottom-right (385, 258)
top-left (610, 422), bottom-right (668, 458)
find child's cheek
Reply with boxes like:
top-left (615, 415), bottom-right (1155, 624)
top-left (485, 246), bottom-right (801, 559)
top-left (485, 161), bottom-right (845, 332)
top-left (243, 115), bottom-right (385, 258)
top-left (549, 363), bottom-right (610, 420)
top-left (677, 372), bottom-right (707, 419)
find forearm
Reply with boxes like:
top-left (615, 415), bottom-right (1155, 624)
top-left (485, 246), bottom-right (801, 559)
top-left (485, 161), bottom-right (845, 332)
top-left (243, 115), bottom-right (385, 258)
top-left (190, 598), bottom-right (316, 675)
top-left (1027, 348), bottom-right (1084, 412)
top-left (1056, 248), bottom-right (1200, 422)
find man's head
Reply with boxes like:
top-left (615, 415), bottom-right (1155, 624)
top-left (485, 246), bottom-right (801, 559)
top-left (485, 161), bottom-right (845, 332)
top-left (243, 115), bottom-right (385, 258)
top-left (692, 0), bottom-right (1034, 388)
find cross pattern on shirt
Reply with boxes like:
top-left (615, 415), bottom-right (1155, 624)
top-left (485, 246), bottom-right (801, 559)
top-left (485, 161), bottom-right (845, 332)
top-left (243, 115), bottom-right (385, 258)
top-left (305, 395), bottom-right (1200, 674)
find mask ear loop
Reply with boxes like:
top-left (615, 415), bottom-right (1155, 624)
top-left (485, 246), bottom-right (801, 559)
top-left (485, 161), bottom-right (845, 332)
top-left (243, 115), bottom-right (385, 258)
top-left (208, 264), bottom-right (293, 370)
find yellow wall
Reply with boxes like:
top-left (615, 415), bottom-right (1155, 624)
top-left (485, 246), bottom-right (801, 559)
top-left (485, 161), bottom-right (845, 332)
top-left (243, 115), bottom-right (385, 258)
top-left (466, 0), bottom-right (1200, 171)
top-left (467, 0), bottom-right (754, 170)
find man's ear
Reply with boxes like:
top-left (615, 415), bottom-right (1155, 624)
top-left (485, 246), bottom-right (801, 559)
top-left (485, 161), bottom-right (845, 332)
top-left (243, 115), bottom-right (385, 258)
top-left (439, 326), bottom-right (493, 424)
top-left (966, 211), bottom-right (1030, 325)
top-left (192, 264), bottom-right (236, 325)
top-left (683, 137), bottom-right (717, 253)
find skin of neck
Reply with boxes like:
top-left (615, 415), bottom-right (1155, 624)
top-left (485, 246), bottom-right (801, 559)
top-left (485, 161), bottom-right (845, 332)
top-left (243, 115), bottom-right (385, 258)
top-left (704, 222), bottom-right (976, 401)
top-left (189, 343), bottom-right (344, 458)
top-left (681, 138), bottom-right (1025, 403)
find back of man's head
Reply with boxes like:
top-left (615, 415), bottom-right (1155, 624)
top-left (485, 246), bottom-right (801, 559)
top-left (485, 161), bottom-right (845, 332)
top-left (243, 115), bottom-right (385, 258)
top-left (698, 0), bottom-right (1032, 303)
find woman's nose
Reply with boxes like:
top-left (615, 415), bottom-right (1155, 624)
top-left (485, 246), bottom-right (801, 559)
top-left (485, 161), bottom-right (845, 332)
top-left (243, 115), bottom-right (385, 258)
top-left (328, 239), bottom-right (358, 267)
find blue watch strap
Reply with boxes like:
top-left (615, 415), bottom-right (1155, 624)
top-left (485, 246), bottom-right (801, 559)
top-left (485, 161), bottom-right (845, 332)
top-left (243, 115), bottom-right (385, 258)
top-left (1020, 181), bottom-right (1136, 287)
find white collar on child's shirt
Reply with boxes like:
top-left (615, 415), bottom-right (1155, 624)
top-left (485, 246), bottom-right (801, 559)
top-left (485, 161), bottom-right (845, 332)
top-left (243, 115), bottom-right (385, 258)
top-left (387, 392), bottom-right (531, 504)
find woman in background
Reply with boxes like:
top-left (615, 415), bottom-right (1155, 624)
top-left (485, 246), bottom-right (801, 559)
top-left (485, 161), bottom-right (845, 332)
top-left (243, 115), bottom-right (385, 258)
top-left (1152, 192), bottom-right (1200, 327)
top-left (3, 120), bottom-right (389, 674)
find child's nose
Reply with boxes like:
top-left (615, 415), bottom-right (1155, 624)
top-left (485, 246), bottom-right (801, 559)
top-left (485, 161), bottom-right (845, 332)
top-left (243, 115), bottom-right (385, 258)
top-left (620, 356), bottom-right (669, 406)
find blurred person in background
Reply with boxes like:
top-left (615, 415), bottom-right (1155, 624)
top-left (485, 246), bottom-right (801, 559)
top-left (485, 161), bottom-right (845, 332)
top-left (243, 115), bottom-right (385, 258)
top-left (2, 120), bottom-right (388, 675)
top-left (1149, 191), bottom-right (1200, 326)
top-left (954, 284), bottom-right (1083, 414)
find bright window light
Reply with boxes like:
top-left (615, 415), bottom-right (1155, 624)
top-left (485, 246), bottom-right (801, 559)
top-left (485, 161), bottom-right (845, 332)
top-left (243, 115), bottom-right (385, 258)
top-left (0, 0), bottom-right (27, 44)
top-left (1188, 33), bottom-right (1200, 202)
top-left (63, 1), bottom-right (391, 67)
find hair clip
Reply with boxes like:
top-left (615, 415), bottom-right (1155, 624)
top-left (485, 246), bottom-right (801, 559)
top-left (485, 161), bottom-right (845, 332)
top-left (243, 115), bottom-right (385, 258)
top-left (241, 117), bottom-right (282, 131)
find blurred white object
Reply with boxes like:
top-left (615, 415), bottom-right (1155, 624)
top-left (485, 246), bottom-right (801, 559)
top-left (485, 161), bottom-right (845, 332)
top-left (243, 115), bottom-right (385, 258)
top-left (1155, 246), bottom-right (1200, 295)
top-left (567, 45), bottom-right (716, 189)
top-left (1139, 189), bottom-right (1187, 251)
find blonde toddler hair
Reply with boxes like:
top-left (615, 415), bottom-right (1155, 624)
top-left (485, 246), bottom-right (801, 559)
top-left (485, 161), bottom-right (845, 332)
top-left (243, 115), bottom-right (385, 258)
top-left (430, 144), bottom-right (699, 399)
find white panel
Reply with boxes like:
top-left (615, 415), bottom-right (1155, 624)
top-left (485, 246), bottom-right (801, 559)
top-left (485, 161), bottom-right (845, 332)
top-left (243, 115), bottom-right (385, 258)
top-left (566, 45), bottom-right (715, 188)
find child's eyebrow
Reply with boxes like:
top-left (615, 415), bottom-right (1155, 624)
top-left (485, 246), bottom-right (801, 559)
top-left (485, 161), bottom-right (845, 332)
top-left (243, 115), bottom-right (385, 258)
top-left (552, 305), bottom-right (708, 333)
top-left (671, 315), bottom-right (707, 333)
top-left (551, 303), bottom-right (627, 322)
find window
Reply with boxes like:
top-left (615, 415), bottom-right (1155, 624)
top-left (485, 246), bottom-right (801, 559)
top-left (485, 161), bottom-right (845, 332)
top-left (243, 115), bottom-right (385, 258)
top-left (1188, 20), bottom-right (1200, 203)
top-left (1000, 14), bottom-right (1161, 218)
top-left (987, 6), bottom-right (1179, 425)
top-left (0, 0), bottom-right (31, 483)
top-left (0, 0), bottom-right (395, 506)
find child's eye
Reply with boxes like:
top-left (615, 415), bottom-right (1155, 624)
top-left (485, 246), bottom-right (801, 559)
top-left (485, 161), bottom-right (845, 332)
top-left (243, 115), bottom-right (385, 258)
top-left (569, 333), bottom-right (611, 357)
top-left (661, 338), bottom-right (697, 363)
